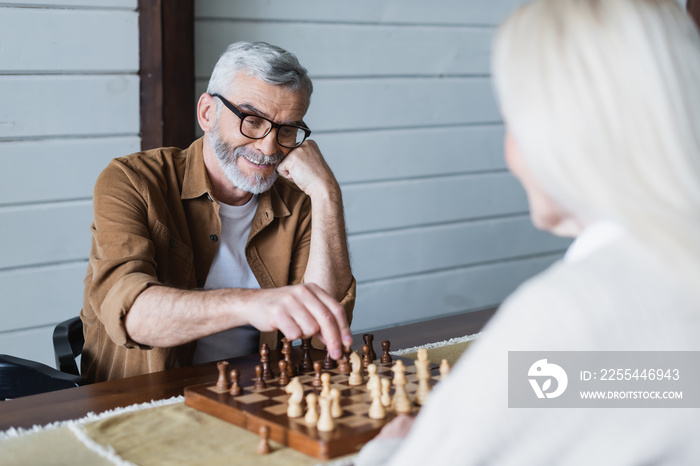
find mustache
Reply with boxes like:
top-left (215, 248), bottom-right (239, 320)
top-left (232, 145), bottom-right (285, 166)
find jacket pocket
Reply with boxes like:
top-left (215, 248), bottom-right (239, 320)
top-left (151, 220), bottom-right (194, 287)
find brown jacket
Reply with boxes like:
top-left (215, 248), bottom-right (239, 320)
top-left (81, 138), bottom-right (355, 382)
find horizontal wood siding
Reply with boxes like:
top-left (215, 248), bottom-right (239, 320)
top-left (194, 0), bottom-right (568, 335)
top-left (0, 3), bottom-right (139, 366)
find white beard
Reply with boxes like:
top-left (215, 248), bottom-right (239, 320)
top-left (208, 123), bottom-right (284, 194)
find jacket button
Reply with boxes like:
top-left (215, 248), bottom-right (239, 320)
top-left (169, 239), bottom-right (176, 248)
top-left (210, 234), bottom-right (218, 242)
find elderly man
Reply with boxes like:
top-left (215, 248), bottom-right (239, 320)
top-left (81, 42), bottom-right (355, 383)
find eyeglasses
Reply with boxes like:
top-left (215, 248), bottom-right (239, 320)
top-left (210, 93), bottom-right (311, 149)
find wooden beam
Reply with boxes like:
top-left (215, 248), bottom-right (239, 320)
top-left (689, 0), bottom-right (700, 29)
top-left (138, 0), bottom-right (195, 151)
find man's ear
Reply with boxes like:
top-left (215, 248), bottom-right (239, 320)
top-left (197, 93), bottom-right (216, 134)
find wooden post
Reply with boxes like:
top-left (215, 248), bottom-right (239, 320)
top-left (689, 0), bottom-right (700, 29)
top-left (138, 0), bottom-right (195, 151)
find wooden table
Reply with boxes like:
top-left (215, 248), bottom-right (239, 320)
top-left (0, 308), bottom-right (494, 431)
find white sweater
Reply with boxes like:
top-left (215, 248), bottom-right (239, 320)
top-left (357, 229), bottom-right (700, 465)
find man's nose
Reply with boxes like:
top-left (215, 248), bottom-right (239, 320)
top-left (254, 129), bottom-right (279, 156)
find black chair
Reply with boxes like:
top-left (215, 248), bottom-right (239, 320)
top-left (53, 316), bottom-right (84, 376)
top-left (0, 354), bottom-right (85, 401)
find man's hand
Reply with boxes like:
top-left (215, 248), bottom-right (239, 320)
top-left (276, 139), bottom-right (339, 198)
top-left (242, 284), bottom-right (352, 360)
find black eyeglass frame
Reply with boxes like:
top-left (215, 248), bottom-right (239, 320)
top-left (210, 93), bottom-right (312, 149)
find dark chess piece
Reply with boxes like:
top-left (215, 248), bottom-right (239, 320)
top-left (254, 364), bottom-right (267, 390)
top-left (257, 425), bottom-right (271, 455)
top-left (381, 340), bottom-right (393, 364)
top-left (312, 360), bottom-right (323, 387)
top-left (260, 343), bottom-right (273, 381)
top-left (322, 349), bottom-right (337, 370)
top-left (281, 338), bottom-right (297, 378)
top-left (229, 368), bottom-right (242, 396)
top-left (337, 345), bottom-right (351, 374)
top-left (216, 361), bottom-right (229, 390)
top-left (362, 344), bottom-right (371, 369)
top-left (363, 334), bottom-right (377, 361)
top-left (278, 360), bottom-right (289, 386)
top-left (299, 338), bottom-right (314, 372)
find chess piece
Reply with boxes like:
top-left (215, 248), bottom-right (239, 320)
top-left (278, 360), bottom-right (289, 386)
top-left (363, 334), bottom-right (376, 361)
top-left (316, 395), bottom-right (335, 432)
top-left (368, 378), bottom-right (386, 419)
top-left (285, 377), bottom-right (304, 417)
top-left (366, 363), bottom-right (380, 393)
top-left (391, 360), bottom-right (412, 414)
top-left (257, 425), bottom-right (271, 455)
top-left (380, 377), bottom-right (392, 408)
top-left (330, 388), bottom-right (342, 418)
top-left (229, 368), bottom-right (242, 396)
top-left (254, 364), bottom-right (267, 390)
top-left (320, 372), bottom-right (331, 399)
top-left (348, 351), bottom-right (365, 386)
top-left (337, 345), bottom-right (351, 374)
top-left (312, 360), bottom-right (323, 387)
top-left (439, 359), bottom-right (451, 379)
top-left (322, 349), bottom-right (337, 370)
top-left (299, 338), bottom-right (314, 372)
top-left (361, 344), bottom-right (371, 369)
top-left (216, 361), bottom-right (229, 390)
top-left (415, 348), bottom-right (431, 405)
top-left (380, 340), bottom-right (393, 364)
top-left (260, 343), bottom-right (273, 381)
top-left (305, 393), bottom-right (319, 426)
top-left (281, 338), bottom-right (297, 378)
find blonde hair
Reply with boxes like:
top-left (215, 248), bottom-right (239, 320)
top-left (493, 0), bottom-right (700, 277)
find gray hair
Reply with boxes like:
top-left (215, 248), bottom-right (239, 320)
top-left (206, 41), bottom-right (313, 100)
top-left (493, 0), bottom-right (700, 279)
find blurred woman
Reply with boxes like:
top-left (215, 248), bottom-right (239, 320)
top-left (357, 0), bottom-right (700, 464)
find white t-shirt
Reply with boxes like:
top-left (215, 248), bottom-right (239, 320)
top-left (192, 196), bottom-right (261, 364)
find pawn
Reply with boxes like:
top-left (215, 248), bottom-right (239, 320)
top-left (330, 388), bottom-right (342, 418)
top-left (312, 360), bottom-right (323, 387)
top-left (337, 345), bottom-right (351, 374)
top-left (316, 395), bottom-right (335, 432)
top-left (322, 349), bottom-right (336, 370)
top-left (440, 359), bottom-right (451, 379)
top-left (229, 368), bottom-right (242, 396)
top-left (361, 344), bottom-right (371, 369)
top-left (368, 381), bottom-right (386, 420)
top-left (254, 364), bottom-right (267, 390)
top-left (363, 334), bottom-right (376, 361)
top-left (216, 361), bottom-right (230, 390)
top-left (257, 425), bottom-right (271, 455)
top-left (380, 340), bottom-right (393, 364)
top-left (380, 377), bottom-right (392, 408)
top-left (321, 372), bottom-right (332, 399)
top-left (278, 360), bottom-right (289, 386)
top-left (305, 393), bottom-right (319, 426)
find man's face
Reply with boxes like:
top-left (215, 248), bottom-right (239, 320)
top-left (208, 73), bottom-right (309, 195)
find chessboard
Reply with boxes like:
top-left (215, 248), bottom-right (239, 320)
top-left (184, 341), bottom-right (442, 460)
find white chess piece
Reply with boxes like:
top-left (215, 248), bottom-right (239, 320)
top-left (285, 377), bottom-right (304, 418)
top-left (305, 393), bottom-right (319, 426)
top-left (316, 395), bottom-right (335, 432)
